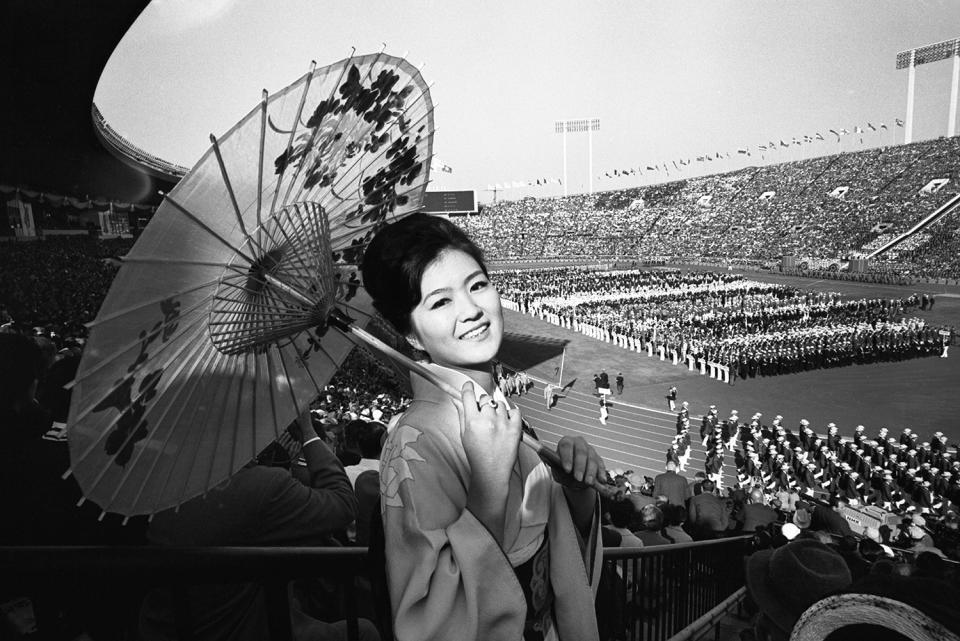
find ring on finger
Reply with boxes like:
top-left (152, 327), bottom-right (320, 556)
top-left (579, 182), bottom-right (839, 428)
top-left (488, 399), bottom-right (498, 409)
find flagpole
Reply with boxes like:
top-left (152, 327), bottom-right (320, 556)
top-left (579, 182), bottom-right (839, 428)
top-left (557, 347), bottom-right (566, 387)
top-left (588, 127), bottom-right (593, 195)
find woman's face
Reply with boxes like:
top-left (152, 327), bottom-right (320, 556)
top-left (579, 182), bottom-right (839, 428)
top-left (407, 248), bottom-right (503, 374)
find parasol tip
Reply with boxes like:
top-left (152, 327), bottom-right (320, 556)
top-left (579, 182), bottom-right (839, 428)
top-left (122, 517), bottom-right (130, 527)
top-left (98, 511), bottom-right (106, 522)
top-left (62, 468), bottom-right (73, 481)
top-left (261, 89), bottom-right (268, 102)
top-left (75, 496), bottom-right (85, 508)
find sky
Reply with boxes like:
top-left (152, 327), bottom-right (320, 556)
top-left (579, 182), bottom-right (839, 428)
top-left (95, 0), bottom-right (960, 204)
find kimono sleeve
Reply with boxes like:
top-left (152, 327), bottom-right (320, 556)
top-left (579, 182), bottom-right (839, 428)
top-left (380, 416), bottom-right (526, 641)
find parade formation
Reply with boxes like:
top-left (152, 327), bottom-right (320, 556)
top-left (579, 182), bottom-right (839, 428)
top-left (496, 267), bottom-right (951, 381)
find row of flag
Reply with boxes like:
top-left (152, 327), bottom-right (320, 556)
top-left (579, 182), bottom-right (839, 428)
top-left (596, 119), bottom-right (906, 181)
top-left (436, 118), bottom-right (908, 190)
top-left (485, 178), bottom-right (564, 191)
top-left (432, 155), bottom-right (560, 190)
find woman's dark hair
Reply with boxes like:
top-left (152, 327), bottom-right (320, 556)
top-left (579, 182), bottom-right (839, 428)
top-left (361, 213), bottom-right (488, 335)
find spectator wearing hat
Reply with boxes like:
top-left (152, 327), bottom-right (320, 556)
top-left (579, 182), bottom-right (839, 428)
top-left (792, 506), bottom-right (813, 532)
top-left (745, 539), bottom-right (853, 641)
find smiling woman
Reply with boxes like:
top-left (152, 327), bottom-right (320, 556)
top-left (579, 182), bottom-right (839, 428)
top-left (361, 213), bottom-right (607, 641)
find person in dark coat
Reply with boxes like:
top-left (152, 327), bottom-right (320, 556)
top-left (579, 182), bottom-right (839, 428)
top-left (138, 413), bottom-right (376, 641)
top-left (652, 461), bottom-right (690, 506)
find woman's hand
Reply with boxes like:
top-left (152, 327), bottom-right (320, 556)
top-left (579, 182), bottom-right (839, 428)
top-left (555, 436), bottom-right (607, 535)
top-left (554, 435), bottom-right (607, 489)
top-left (458, 381), bottom-right (522, 544)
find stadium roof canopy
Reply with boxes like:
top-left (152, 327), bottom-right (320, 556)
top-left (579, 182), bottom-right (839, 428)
top-left (1, 0), bottom-right (179, 205)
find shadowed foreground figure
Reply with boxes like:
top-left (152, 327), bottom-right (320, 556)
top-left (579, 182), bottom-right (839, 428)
top-left (138, 413), bottom-right (378, 641)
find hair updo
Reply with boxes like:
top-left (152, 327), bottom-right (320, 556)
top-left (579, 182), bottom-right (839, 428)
top-left (361, 213), bottom-right (488, 335)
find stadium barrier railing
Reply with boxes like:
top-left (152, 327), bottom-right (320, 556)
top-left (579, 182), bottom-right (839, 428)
top-left (1, 537), bottom-right (751, 641)
top-left (599, 536), bottom-right (752, 641)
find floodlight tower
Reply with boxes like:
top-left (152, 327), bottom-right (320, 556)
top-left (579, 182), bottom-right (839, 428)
top-left (897, 37), bottom-right (960, 142)
top-left (555, 118), bottom-right (600, 196)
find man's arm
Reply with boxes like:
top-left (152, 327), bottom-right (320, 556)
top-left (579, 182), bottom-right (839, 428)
top-left (259, 412), bottom-right (358, 542)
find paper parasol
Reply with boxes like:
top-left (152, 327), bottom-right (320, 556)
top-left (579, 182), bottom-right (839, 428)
top-left (65, 51), bottom-right (436, 516)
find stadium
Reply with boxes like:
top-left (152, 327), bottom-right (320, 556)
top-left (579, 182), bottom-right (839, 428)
top-left (2, 2), bottom-right (960, 640)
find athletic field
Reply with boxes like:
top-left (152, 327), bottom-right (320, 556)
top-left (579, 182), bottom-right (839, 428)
top-left (497, 269), bottom-right (960, 483)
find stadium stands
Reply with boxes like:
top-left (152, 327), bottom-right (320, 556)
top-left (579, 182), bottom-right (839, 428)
top-left (459, 135), bottom-right (960, 279)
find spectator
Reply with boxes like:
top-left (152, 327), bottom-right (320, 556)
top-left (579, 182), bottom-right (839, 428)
top-left (635, 504), bottom-right (671, 547)
top-left (802, 499), bottom-right (854, 538)
top-left (604, 499), bottom-right (644, 548)
top-left (0, 332), bottom-right (135, 546)
top-left (652, 460), bottom-right (690, 506)
top-left (341, 419), bottom-right (385, 487)
top-left (687, 479), bottom-right (730, 539)
top-left (661, 504), bottom-right (693, 543)
top-left (740, 488), bottom-right (779, 534)
top-left (138, 411), bottom-right (374, 641)
top-left (745, 539), bottom-right (853, 641)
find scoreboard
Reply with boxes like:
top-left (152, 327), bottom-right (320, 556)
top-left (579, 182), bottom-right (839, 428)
top-left (423, 190), bottom-right (477, 214)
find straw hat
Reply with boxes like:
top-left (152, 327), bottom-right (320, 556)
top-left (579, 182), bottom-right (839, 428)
top-left (793, 593), bottom-right (960, 641)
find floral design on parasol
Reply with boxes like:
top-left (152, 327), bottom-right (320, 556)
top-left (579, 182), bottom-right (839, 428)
top-left (65, 51), bottom-right (435, 517)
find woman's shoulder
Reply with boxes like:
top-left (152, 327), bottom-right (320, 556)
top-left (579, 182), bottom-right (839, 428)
top-left (386, 397), bottom-right (462, 449)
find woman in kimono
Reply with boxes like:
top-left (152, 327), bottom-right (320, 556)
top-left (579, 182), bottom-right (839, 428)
top-left (361, 213), bottom-right (606, 641)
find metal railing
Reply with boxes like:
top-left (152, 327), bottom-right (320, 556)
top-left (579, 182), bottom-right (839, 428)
top-left (1, 537), bottom-right (750, 641)
top-left (0, 546), bottom-right (377, 641)
top-left (599, 536), bottom-right (752, 641)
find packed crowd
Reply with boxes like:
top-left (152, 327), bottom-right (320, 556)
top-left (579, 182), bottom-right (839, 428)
top-left (0, 236), bottom-right (134, 337)
top-left (495, 267), bottom-right (950, 380)
top-left (456, 135), bottom-right (960, 279)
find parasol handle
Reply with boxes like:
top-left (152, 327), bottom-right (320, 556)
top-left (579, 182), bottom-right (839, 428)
top-left (329, 312), bottom-right (613, 497)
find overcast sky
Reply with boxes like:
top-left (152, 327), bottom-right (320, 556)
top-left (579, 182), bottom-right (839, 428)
top-left (96, 0), bottom-right (960, 202)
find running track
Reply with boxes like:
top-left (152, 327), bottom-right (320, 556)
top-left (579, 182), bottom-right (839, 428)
top-left (505, 376), bottom-right (740, 489)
